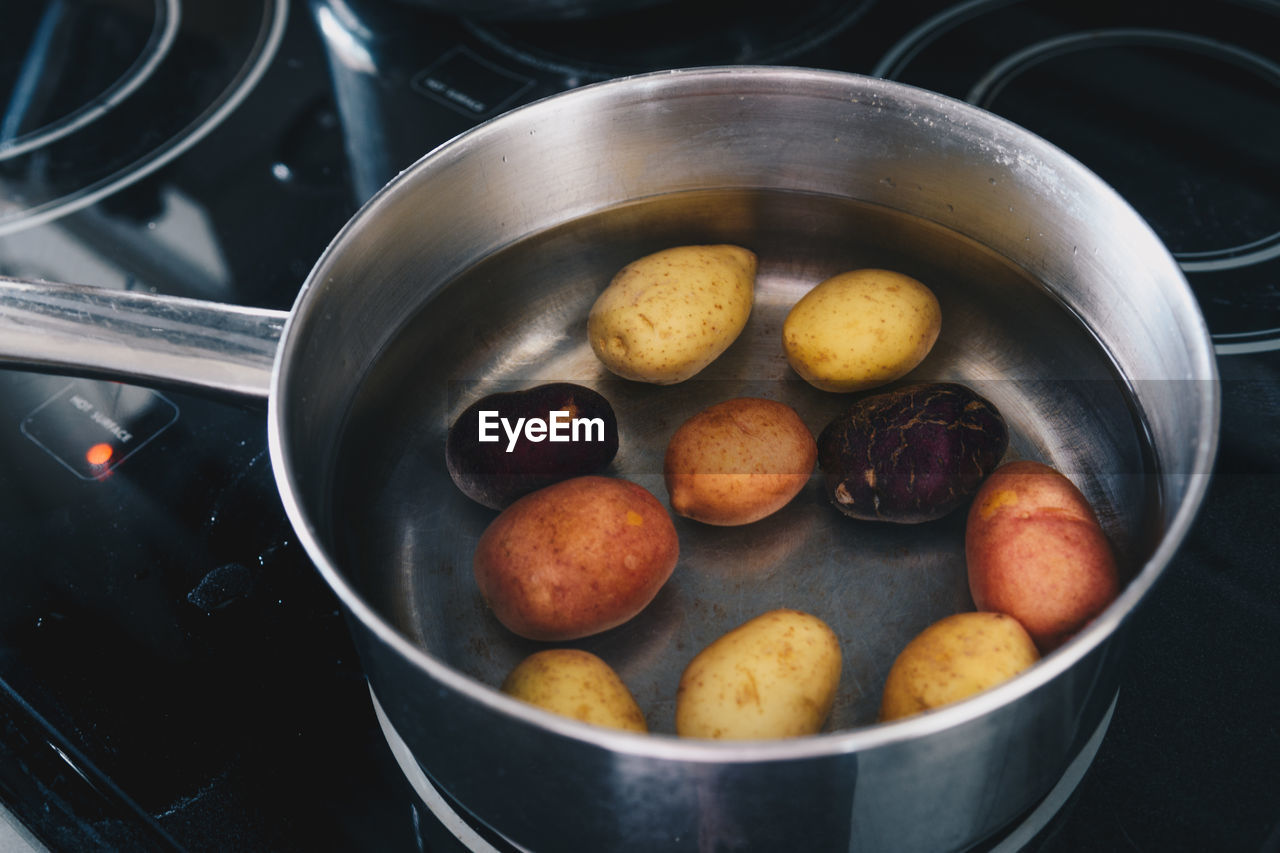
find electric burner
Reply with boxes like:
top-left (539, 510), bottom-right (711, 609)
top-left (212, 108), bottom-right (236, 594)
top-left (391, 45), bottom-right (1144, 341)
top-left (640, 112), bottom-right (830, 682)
top-left (872, 0), bottom-right (1280, 352)
top-left (0, 0), bottom-right (287, 236)
top-left (463, 0), bottom-right (874, 80)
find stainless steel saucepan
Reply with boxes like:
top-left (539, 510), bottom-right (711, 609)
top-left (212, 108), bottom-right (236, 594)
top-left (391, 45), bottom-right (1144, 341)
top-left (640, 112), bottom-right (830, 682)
top-left (0, 68), bottom-right (1218, 851)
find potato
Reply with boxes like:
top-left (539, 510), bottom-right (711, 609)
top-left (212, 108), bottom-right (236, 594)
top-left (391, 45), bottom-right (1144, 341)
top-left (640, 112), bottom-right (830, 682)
top-left (783, 268), bottom-right (941, 393)
top-left (675, 609), bottom-right (841, 740)
top-left (446, 382), bottom-right (619, 509)
top-left (473, 476), bottom-right (679, 641)
top-left (664, 397), bottom-right (817, 526)
top-left (817, 382), bottom-right (1008, 523)
top-left (587, 244), bottom-right (756, 384)
top-left (878, 612), bottom-right (1040, 722)
top-left (501, 649), bottom-right (647, 732)
top-left (966, 461), bottom-right (1120, 651)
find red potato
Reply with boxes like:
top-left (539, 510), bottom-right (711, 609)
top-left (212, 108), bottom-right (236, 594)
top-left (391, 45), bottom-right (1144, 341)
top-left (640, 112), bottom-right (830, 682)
top-left (473, 476), bottom-right (679, 641)
top-left (965, 460), bottom-right (1119, 652)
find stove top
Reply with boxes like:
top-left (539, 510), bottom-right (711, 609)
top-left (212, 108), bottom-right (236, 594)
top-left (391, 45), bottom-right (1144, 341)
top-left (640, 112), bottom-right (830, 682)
top-left (1, 0), bottom-right (1277, 850)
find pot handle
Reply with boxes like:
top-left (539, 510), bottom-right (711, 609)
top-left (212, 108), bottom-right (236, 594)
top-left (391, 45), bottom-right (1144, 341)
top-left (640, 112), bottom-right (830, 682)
top-left (0, 277), bottom-right (288, 399)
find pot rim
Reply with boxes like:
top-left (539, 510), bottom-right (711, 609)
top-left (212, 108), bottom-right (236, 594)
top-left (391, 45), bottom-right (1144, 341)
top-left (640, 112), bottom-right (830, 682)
top-left (268, 65), bottom-right (1221, 762)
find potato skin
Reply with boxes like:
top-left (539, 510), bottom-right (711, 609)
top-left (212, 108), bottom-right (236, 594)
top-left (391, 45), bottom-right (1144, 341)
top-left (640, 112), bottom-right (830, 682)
top-left (676, 609), bottom-right (842, 740)
top-left (783, 268), bottom-right (941, 393)
top-left (817, 382), bottom-right (1008, 523)
top-left (664, 397), bottom-right (817, 526)
top-left (501, 649), bottom-right (648, 732)
top-left (587, 244), bottom-right (756, 384)
top-left (473, 476), bottom-right (679, 641)
top-left (966, 461), bottom-right (1120, 651)
top-left (878, 612), bottom-right (1040, 722)
top-left (446, 382), bottom-right (619, 509)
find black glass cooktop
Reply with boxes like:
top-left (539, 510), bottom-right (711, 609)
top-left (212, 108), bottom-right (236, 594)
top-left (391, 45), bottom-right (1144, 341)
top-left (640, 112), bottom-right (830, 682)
top-left (1, 0), bottom-right (1277, 850)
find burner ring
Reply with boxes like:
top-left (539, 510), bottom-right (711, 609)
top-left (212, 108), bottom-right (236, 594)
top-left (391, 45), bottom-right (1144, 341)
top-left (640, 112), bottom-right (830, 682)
top-left (462, 0), bottom-right (873, 81)
top-left (963, 27), bottom-right (1280, 274)
top-left (871, 0), bottom-right (1280, 353)
top-left (0, 0), bottom-right (179, 161)
top-left (871, 0), bottom-right (1000, 81)
top-left (1178, 230), bottom-right (1280, 273)
top-left (1212, 328), bottom-right (1280, 355)
top-left (0, 0), bottom-right (288, 237)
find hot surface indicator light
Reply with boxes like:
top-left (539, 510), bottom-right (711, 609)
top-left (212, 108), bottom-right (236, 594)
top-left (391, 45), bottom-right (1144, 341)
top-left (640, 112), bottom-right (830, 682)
top-left (86, 443), bottom-right (114, 466)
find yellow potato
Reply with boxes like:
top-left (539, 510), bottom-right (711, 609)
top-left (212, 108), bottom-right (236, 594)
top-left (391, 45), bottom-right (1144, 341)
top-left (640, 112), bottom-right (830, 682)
top-left (783, 268), bottom-right (941, 393)
top-left (588, 244), bottom-right (757, 384)
top-left (878, 612), bottom-right (1039, 722)
top-left (676, 609), bottom-right (842, 740)
top-left (501, 649), bottom-right (648, 733)
top-left (664, 397), bottom-right (817, 526)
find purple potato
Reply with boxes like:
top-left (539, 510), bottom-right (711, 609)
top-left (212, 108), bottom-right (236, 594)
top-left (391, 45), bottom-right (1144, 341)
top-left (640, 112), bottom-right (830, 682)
top-left (446, 383), bottom-right (619, 509)
top-left (817, 382), bottom-right (1008, 523)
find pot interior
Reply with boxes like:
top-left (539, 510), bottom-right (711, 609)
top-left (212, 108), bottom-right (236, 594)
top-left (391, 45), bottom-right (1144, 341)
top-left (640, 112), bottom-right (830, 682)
top-left (328, 186), bottom-right (1161, 732)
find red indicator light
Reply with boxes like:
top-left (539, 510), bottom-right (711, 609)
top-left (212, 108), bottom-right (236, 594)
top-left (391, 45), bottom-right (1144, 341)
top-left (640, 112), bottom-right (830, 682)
top-left (85, 443), bottom-right (114, 466)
